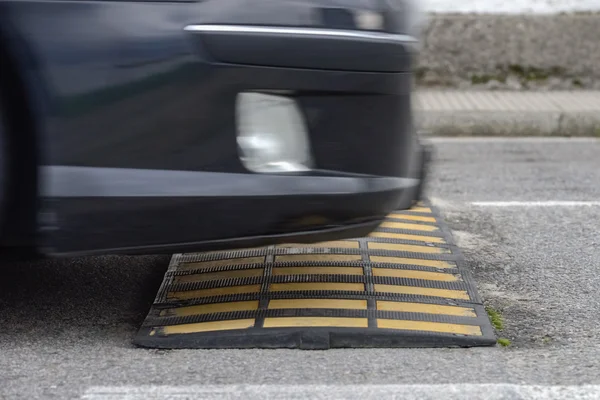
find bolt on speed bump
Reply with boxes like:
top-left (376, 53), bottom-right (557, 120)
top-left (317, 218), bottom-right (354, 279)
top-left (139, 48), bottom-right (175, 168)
top-left (134, 201), bottom-right (496, 349)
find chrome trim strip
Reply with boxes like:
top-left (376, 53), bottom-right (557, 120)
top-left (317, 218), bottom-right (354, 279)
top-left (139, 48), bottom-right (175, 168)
top-left (184, 24), bottom-right (418, 45)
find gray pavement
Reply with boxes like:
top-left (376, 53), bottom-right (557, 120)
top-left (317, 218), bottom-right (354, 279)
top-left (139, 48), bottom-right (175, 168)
top-left (416, 91), bottom-right (600, 136)
top-left (1, 138), bottom-right (600, 399)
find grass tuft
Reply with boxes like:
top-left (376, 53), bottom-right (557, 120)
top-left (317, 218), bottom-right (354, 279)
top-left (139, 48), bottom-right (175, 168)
top-left (485, 306), bottom-right (504, 331)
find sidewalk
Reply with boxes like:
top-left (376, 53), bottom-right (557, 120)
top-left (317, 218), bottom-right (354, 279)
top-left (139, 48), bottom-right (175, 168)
top-left (414, 91), bottom-right (600, 136)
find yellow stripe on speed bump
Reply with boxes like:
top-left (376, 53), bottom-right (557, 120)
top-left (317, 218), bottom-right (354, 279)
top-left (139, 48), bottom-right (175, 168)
top-left (173, 268), bottom-right (264, 284)
top-left (377, 319), bottom-right (482, 336)
top-left (372, 268), bottom-right (460, 282)
top-left (380, 221), bottom-right (439, 231)
top-left (270, 282), bottom-right (365, 292)
top-left (375, 284), bottom-right (470, 300)
top-left (167, 284), bottom-right (261, 300)
top-left (370, 256), bottom-right (455, 269)
top-left (264, 317), bottom-right (368, 328)
top-left (160, 301), bottom-right (259, 317)
top-left (377, 301), bottom-right (476, 317)
top-left (179, 257), bottom-right (265, 270)
top-left (388, 213), bottom-right (437, 223)
top-left (368, 232), bottom-right (446, 244)
top-left (275, 254), bottom-right (362, 262)
top-left (155, 319), bottom-right (255, 335)
top-left (367, 242), bottom-right (450, 254)
top-left (407, 206), bottom-right (432, 214)
top-left (272, 266), bottom-right (363, 276)
top-left (269, 299), bottom-right (368, 310)
top-left (135, 200), bottom-right (496, 349)
top-left (277, 241), bottom-right (360, 249)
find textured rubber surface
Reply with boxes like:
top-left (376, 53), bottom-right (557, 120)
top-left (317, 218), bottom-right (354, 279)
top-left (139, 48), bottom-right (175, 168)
top-left (134, 202), bottom-right (496, 349)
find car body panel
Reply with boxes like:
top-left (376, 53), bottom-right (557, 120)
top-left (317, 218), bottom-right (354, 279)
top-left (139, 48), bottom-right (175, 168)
top-left (0, 0), bottom-right (425, 256)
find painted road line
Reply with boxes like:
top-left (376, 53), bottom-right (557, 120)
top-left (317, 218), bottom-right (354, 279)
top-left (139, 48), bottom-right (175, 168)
top-left (82, 384), bottom-right (600, 400)
top-left (471, 201), bottom-right (600, 207)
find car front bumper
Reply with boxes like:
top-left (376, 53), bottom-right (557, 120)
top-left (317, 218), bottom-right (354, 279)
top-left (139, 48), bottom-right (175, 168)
top-left (52, 22), bottom-right (426, 255)
top-left (12, 0), bottom-right (428, 255)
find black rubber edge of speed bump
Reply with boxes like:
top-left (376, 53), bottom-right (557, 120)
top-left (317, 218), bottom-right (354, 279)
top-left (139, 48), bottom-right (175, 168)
top-left (135, 326), bottom-right (496, 350)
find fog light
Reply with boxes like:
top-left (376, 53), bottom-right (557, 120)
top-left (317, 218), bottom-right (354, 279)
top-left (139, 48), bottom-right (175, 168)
top-left (236, 92), bottom-right (313, 173)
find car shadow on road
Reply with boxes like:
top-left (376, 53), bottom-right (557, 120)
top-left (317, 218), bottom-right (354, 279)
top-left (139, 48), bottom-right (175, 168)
top-left (0, 255), bottom-right (169, 344)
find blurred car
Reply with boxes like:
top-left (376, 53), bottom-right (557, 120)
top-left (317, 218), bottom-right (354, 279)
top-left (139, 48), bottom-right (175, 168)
top-left (0, 0), bottom-right (428, 258)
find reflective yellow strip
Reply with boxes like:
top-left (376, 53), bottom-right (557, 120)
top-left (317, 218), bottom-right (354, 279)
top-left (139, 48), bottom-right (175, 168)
top-left (272, 266), bottom-right (364, 276)
top-left (368, 232), bottom-right (446, 244)
top-left (408, 206), bottom-right (432, 213)
top-left (380, 221), bottom-right (438, 231)
top-left (277, 241), bottom-right (360, 249)
top-left (375, 284), bottom-right (470, 300)
top-left (263, 317), bottom-right (368, 328)
top-left (370, 256), bottom-right (455, 269)
top-left (367, 242), bottom-right (449, 254)
top-left (173, 268), bottom-right (264, 284)
top-left (167, 284), bottom-right (261, 300)
top-left (377, 319), bottom-right (482, 336)
top-left (160, 301), bottom-right (259, 317)
top-left (270, 282), bottom-right (365, 292)
top-left (157, 319), bottom-right (255, 335)
top-left (268, 299), bottom-right (368, 310)
top-left (388, 214), bottom-right (437, 223)
top-left (275, 254), bottom-right (362, 262)
top-left (376, 301), bottom-right (476, 317)
top-left (179, 257), bottom-right (265, 270)
top-left (372, 268), bottom-right (459, 282)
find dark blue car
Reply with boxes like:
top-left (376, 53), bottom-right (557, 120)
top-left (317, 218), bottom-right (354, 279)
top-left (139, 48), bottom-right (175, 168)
top-left (0, 0), bottom-right (428, 258)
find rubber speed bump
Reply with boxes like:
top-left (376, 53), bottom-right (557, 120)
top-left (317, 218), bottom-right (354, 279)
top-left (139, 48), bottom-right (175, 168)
top-left (134, 202), bottom-right (496, 349)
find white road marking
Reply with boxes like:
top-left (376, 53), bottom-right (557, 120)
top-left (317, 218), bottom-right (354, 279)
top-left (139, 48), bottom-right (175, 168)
top-left (428, 137), bottom-right (600, 144)
top-left (471, 201), bottom-right (600, 207)
top-left (82, 384), bottom-right (600, 400)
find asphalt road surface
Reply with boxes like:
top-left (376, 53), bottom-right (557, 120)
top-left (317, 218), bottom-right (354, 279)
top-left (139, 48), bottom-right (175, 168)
top-left (1, 138), bottom-right (600, 399)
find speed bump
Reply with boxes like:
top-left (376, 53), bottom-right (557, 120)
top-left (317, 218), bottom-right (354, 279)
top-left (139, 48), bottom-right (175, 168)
top-left (134, 202), bottom-right (496, 349)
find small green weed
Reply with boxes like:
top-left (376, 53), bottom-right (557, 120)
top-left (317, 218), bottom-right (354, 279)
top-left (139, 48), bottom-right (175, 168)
top-left (485, 306), bottom-right (504, 331)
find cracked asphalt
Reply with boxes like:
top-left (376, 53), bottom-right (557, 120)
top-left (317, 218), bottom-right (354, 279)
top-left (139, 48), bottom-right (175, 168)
top-left (1, 138), bottom-right (600, 399)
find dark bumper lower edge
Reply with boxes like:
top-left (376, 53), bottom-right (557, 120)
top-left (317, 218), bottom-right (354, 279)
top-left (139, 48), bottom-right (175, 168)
top-left (55, 218), bottom-right (385, 257)
top-left (43, 171), bottom-right (420, 257)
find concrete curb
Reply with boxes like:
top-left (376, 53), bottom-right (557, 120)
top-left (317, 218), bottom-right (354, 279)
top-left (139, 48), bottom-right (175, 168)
top-left (417, 14), bottom-right (600, 90)
top-left (417, 110), bottom-right (600, 136)
top-left (414, 91), bottom-right (600, 136)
